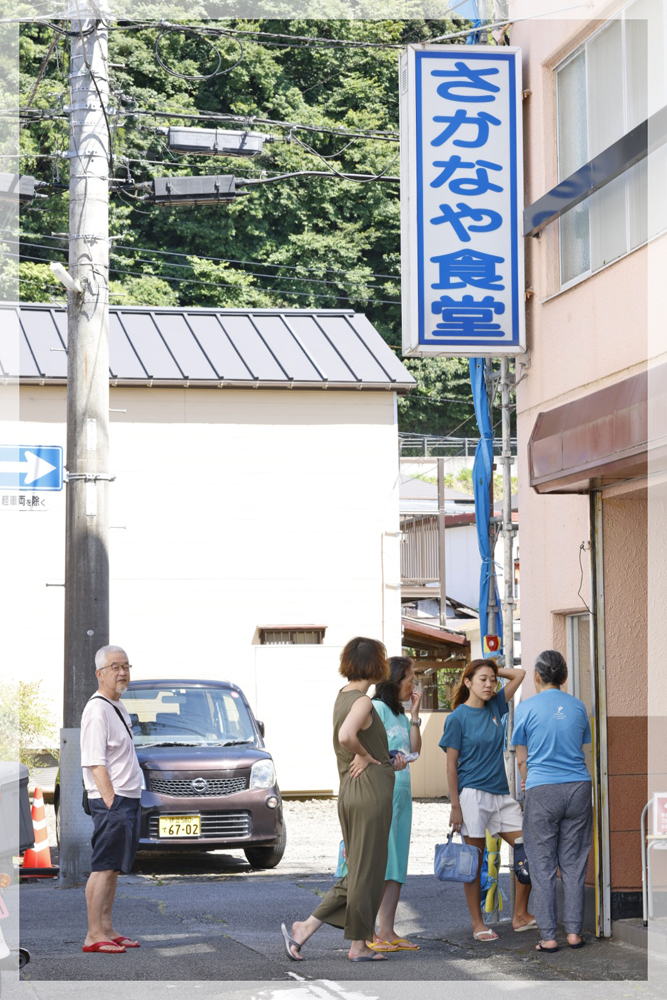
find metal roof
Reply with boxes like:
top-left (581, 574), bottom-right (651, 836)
top-left (1, 304), bottom-right (417, 392)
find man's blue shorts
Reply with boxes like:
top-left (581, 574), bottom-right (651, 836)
top-left (89, 795), bottom-right (141, 873)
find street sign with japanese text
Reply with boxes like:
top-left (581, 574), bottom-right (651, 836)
top-left (0, 445), bottom-right (63, 490)
top-left (400, 45), bottom-right (525, 357)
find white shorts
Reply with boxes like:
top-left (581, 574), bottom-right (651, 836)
top-left (459, 787), bottom-right (523, 839)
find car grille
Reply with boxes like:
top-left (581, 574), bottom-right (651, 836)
top-left (149, 812), bottom-right (251, 839)
top-left (149, 776), bottom-right (247, 797)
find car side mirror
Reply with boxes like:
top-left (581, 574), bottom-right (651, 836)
top-left (256, 720), bottom-right (265, 738)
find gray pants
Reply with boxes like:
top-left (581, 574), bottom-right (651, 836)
top-left (523, 781), bottom-right (593, 941)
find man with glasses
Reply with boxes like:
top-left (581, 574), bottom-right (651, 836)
top-left (80, 645), bottom-right (142, 954)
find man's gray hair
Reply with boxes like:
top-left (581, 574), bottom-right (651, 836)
top-left (95, 645), bottom-right (128, 672)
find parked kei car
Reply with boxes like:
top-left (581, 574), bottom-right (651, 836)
top-left (55, 679), bottom-right (286, 868)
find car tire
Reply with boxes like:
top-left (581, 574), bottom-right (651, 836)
top-left (244, 819), bottom-right (286, 869)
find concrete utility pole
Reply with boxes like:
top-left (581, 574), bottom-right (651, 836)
top-left (59, 3), bottom-right (110, 887)
top-left (437, 457), bottom-right (447, 626)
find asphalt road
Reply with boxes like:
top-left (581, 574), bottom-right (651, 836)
top-left (10, 849), bottom-right (654, 995)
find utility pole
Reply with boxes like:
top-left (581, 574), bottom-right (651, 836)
top-left (437, 457), bottom-right (447, 626)
top-left (59, 3), bottom-right (110, 887)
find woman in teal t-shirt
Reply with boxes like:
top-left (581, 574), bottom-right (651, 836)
top-left (370, 656), bottom-right (422, 952)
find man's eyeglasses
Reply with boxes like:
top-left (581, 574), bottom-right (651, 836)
top-left (105, 663), bottom-right (132, 673)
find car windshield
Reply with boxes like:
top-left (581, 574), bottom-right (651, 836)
top-left (121, 686), bottom-right (257, 747)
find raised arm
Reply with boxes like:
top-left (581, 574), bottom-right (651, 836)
top-left (338, 696), bottom-right (380, 778)
top-left (497, 666), bottom-right (525, 702)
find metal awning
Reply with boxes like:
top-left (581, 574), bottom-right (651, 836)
top-left (401, 616), bottom-right (470, 651)
top-left (528, 364), bottom-right (667, 494)
top-left (0, 303), bottom-right (416, 392)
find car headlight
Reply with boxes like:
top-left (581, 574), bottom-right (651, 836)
top-left (250, 760), bottom-right (276, 790)
top-left (140, 770), bottom-right (146, 790)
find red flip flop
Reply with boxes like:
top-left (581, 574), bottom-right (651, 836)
top-left (82, 940), bottom-right (126, 953)
top-left (112, 936), bottom-right (140, 948)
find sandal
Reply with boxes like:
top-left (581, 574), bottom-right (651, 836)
top-left (473, 930), bottom-right (498, 942)
top-left (367, 939), bottom-right (399, 952)
top-left (388, 938), bottom-right (420, 951)
top-left (535, 941), bottom-right (559, 953)
top-left (280, 922), bottom-right (303, 961)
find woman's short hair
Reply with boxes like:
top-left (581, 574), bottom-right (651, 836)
top-left (452, 658), bottom-right (498, 709)
top-left (339, 637), bottom-right (389, 683)
top-left (534, 649), bottom-right (568, 687)
top-left (374, 656), bottom-right (413, 715)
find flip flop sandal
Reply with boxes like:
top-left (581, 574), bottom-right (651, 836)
top-left (473, 930), bottom-right (498, 942)
top-left (280, 922), bottom-right (303, 961)
top-left (514, 919), bottom-right (538, 933)
top-left (389, 938), bottom-right (420, 951)
top-left (82, 941), bottom-right (126, 954)
top-left (349, 953), bottom-right (387, 961)
top-left (568, 939), bottom-right (586, 949)
top-left (367, 939), bottom-right (399, 952)
top-left (112, 936), bottom-right (140, 948)
top-left (535, 942), bottom-right (559, 953)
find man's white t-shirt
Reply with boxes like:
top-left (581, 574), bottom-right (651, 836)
top-left (80, 694), bottom-right (142, 799)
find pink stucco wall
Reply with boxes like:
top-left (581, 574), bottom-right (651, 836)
top-left (511, 5), bottom-right (654, 891)
top-left (512, 11), bottom-right (649, 694)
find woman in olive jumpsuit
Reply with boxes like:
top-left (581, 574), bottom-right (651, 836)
top-left (281, 637), bottom-right (396, 963)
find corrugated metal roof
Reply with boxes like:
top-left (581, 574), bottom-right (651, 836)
top-left (1, 304), bottom-right (416, 391)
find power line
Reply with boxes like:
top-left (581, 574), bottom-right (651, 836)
top-left (11, 230), bottom-right (402, 281)
top-left (10, 249), bottom-right (402, 306)
top-left (6, 235), bottom-right (399, 294)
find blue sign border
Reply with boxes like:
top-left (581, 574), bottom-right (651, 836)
top-left (0, 445), bottom-right (64, 491)
top-left (415, 50), bottom-right (520, 349)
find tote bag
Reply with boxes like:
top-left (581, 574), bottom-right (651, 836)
top-left (434, 831), bottom-right (481, 883)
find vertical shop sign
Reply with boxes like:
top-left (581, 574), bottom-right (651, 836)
top-left (400, 45), bottom-right (525, 356)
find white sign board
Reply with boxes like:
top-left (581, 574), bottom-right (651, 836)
top-left (400, 45), bottom-right (525, 357)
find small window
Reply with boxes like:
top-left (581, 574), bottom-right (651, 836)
top-left (259, 626), bottom-right (326, 645)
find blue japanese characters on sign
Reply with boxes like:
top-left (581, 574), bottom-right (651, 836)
top-left (400, 46), bottom-right (525, 357)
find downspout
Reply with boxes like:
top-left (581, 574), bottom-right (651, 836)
top-left (589, 490), bottom-right (612, 938)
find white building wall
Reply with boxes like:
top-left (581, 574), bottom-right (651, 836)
top-left (4, 385), bottom-right (402, 792)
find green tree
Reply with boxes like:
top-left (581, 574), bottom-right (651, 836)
top-left (18, 14), bottom-right (488, 434)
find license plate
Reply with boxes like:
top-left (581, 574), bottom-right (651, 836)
top-left (158, 815), bottom-right (201, 838)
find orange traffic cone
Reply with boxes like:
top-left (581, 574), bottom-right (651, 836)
top-left (21, 787), bottom-right (56, 875)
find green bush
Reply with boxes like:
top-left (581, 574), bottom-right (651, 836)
top-left (0, 681), bottom-right (57, 766)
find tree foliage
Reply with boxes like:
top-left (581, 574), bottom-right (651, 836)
top-left (17, 15), bottom-right (495, 433)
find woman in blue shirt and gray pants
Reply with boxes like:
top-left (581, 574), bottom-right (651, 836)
top-left (512, 649), bottom-right (592, 954)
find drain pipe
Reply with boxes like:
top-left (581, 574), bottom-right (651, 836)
top-left (589, 490), bottom-right (612, 938)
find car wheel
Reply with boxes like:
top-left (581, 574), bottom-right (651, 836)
top-left (244, 819), bottom-right (286, 869)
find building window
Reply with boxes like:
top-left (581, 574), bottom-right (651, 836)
top-left (556, 0), bottom-right (667, 288)
top-left (259, 627), bottom-right (326, 645)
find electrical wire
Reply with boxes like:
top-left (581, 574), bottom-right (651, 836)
top-left (111, 108), bottom-right (399, 142)
top-left (154, 26), bottom-right (243, 81)
top-left (10, 249), bottom-right (401, 306)
top-left (577, 542), bottom-right (592, 614)
top-left (4, 235), bottom-right (398, 294)
top-left (9, 230), bottom-right (402, 281)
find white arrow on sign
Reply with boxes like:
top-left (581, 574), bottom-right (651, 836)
top-left (0, 450), bottom-right (57, 484)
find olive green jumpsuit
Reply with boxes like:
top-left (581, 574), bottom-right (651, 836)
top-left (312, 688), bottom-right (395, 941)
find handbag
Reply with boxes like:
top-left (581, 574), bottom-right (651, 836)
top-left (513, 840), bottom-right (531, 885)
top-left (434, 831), bottom-right (481, 883)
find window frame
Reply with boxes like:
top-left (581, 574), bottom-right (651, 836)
top-left (555, 0), bottom-right (667, 290)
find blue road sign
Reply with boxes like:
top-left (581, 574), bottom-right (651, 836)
top-left (0, 446), bottom-right (63, 491)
